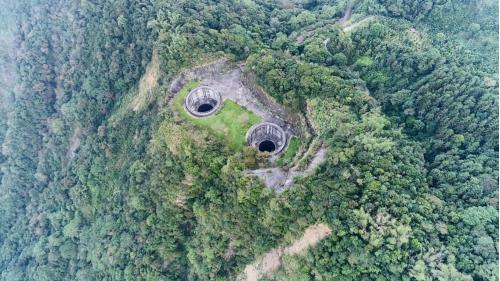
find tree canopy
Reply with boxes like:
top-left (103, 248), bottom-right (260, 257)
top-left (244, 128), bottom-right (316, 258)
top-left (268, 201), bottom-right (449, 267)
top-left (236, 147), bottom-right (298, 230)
top-left (0, 0), bottom-right (497, 280)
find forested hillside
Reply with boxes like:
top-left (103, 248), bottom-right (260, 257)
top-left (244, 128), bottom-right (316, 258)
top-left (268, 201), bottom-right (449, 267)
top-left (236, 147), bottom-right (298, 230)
top-left (0, 0), bottom-right (497, 280)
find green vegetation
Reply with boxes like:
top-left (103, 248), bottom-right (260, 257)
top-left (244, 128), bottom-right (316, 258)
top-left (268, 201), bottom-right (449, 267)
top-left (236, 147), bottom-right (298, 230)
top-left (355, 55), bottom-right (373, 67)
top-left (0, 0), bottom-right (497, 280)
top-left (173, 81), bottom-right (261, 150)
top-left (276, 136), bottom-right (301, 167)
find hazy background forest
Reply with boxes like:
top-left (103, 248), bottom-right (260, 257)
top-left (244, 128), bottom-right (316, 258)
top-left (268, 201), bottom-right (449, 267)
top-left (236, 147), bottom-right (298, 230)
top-left (0, 0), bottom-right (498, 280)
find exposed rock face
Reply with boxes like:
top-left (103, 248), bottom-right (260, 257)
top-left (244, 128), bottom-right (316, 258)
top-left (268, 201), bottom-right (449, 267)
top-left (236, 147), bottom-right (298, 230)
top-left (185, 86), bottom-right (222, 117)
top-left (246, 122), bottom-right (286, 154)
top-left (169, 59), bottom-right (228, 95)
top-left (169, 59), bottom-right (308, 140)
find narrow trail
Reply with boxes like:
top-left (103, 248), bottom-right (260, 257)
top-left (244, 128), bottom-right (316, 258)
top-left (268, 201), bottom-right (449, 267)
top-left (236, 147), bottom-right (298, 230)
top-left (342, 15), bottom-right (376, 32)
top-left (249, 145), bottom-right (327, 192)
top-left (293, 0), bottom-right (377, 43)
top-left (303, 147), bottom-right (327, 174)
top-left (340, 0), bottom-right (355, 23)
top-left (293, 0), bottom-right (354, 43)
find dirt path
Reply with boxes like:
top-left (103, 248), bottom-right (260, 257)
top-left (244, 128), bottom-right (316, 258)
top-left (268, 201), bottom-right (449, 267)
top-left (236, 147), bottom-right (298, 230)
top-left (239, 224), bottom-right (332, 281)
top-left (340, 0), bottom-right (355, 23)
top-left (248, 145), bottom-right (327, 192)
top-left (294, 0), bottom-right (356, 44)
top-left (293, 1), bottom-right (377, 44)
top-left (342, 16), bottom-right (376, 32)
top-left (303, 147), bottom-right (327, 174)
top-left (66, 126), bottom-right (82, 160)
top-left (283, 224), bottom-right (332, 255)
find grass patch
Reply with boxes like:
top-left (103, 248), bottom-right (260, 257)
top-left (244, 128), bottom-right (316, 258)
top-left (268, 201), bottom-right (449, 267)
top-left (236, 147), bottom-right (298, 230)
top-left (355, 56), bottom-right (373, 67)
top-left (173, 81), bottom-right (261, 150)
top-left (276, 136), bottom-right (301, 167)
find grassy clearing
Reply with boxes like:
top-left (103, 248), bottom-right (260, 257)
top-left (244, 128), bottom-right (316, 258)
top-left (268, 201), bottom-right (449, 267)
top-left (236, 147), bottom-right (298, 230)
top-left (276, 136), bottom-right (301, 167)
top-left (173, 81), bottom-right (261, 150)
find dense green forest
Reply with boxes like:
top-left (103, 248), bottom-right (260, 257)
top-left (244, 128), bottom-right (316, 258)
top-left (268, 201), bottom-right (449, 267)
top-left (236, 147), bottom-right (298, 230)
top-left (0, 0), bottom-right (497, 280)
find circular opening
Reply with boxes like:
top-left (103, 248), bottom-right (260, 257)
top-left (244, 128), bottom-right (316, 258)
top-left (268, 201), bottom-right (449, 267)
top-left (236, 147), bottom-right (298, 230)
top-left (258, 140), bottom-right (276, 153)
top-left (185, 87), bottom-right (222, 117)
top-left (197, 103), bottom-right (215, 113)
top-left (246, 122), bottom-right (287, 155)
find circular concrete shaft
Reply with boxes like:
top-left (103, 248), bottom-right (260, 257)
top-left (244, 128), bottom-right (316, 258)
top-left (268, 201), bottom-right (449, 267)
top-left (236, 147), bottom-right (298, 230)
top-left (247, 122), bottom-right (287, 154)
top-left (185, 86), bottom-right (222, 117)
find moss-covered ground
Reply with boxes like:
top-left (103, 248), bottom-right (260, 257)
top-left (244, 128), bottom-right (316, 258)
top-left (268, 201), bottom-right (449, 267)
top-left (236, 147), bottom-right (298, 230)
top-left (276, 136), bottom-right (301, 166)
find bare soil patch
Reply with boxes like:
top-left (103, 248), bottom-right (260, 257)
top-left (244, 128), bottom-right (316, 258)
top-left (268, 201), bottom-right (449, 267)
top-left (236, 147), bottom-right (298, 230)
top-left (239, 223), bottom-right (332, 281)
top-left (67, 125), bottom-right (82, 160)
top-left (284, 223), bottom-right (332, 255)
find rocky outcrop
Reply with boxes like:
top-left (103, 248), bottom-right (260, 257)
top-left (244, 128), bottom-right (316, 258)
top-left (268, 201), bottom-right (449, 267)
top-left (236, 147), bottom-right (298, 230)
top-left (169, 59), bottom-right (229, 95)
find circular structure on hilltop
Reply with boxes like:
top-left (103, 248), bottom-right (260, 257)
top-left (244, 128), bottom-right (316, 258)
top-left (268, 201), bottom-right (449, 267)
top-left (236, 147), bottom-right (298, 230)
top-left (185, 86), bottom-right (222, 117)
top-left (246, 122), bottom-right (287, 154)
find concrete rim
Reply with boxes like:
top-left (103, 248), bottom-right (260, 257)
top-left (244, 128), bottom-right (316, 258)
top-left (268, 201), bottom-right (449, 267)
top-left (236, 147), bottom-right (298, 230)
top-left (246, 122), bottom-right (287, 155)
top-left (185, 86), bottom-right (222, 117)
